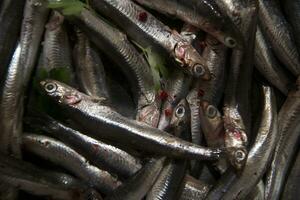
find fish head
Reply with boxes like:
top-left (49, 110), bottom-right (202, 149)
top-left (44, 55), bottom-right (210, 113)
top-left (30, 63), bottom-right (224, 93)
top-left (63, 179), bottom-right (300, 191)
top-left (170, 99), bottom-right (190, 132)
top-left (40, 79), bottom-right (82, 106)
top-left (174, 41), bottom-right (211, 80)
top-left (199, 101), bottom-right (223, 133)
top-left (199, 101), bottom-right (225, 146)
top-left (226, 147), bottom-right (248, 170)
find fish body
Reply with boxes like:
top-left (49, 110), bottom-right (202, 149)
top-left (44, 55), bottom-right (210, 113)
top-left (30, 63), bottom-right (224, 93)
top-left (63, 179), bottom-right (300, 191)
top-left (132, 0), bottom-right (244, 49)
top-left (25, 113), bottom-right (142, 179)
top-left (259, 0), bottom-right (300, 76)
top-left (22, 134), bottom-right (121, 194)
top-left (90, 0), bottom-right (211, 79)
top-left (40, 79), bottom-right (223, 160)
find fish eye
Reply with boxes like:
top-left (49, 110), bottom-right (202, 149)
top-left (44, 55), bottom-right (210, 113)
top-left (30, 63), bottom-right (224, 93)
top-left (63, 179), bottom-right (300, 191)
top-left (175, 106), bottom-right (185, 118)
top-left (225, 37), bottom-right (237, 48)
top-left (206, 105), bottom-right (217, 118)
top-left (235, 150), bottom-right (246, 162)
top-left (193, 64), bottom-right (205, 77)
top-left (44, 82), bottom-right (57, 93)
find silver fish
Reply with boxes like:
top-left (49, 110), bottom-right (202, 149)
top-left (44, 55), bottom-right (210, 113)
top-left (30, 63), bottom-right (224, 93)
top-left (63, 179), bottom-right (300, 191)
top-left (22, 134), bottom-right (122, 194)
top-left (73, 28), bottom-right (110, 99)
top-left (0, 153), bottom-right (97, 200)
top-left (265, 78), bottom-right (300, 200)
top-left (259, 0), bottom-right (300, 76)
top-left (25, 113), bottom-right (142, 179)
top-left (255, 26), bottom-right (292, 95)
top-left (90, 0), bottom-right (211, 79)
top-left (40, 79), bottom-right (223, 160)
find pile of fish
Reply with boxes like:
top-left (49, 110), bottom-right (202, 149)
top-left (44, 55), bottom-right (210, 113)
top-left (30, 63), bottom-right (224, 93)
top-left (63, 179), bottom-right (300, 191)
top-left (1, 0), bottom-right (300, 199)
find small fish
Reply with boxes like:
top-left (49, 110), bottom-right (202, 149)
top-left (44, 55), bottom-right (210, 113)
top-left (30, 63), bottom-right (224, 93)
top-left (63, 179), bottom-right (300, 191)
top-left (0, 0), bottom-right (25, 87)
top-left (255, 26), bottom-right (292, 95)
top-left (22, 134), bottom-right (122, 194)
top-left (222, 86), bottom-right (278, 199)
top-left (25, 113), bottom-right (142, 179)
top-left (73, 28), bottom-right (110, 99)
top-left (132, 0), bottom-right (244, 49)
top-left (265, 77), bottom-right (300, 200)
top-left (43, 11), bottom-right (75, 86)
top-left (106, 157), bottom-right (166, 200)
top-left (0, 153), bottom-right (97, 200)
top-left (147, 99), bottom-right (190, 200)
top-left (259, 0), bottom-right (300, 76)
top-left (56, 6), bottom-right (156, 109)
top-left (90, 0), bottom-right (211, 79)
top-left (40, 79), bottom-right (223, 160)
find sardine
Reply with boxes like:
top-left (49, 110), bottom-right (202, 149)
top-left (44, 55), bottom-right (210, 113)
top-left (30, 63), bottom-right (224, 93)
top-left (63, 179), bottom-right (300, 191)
top-left (259, 0), bottom-right (300, 76)
top-left (40, 79), bottom-right (223, 160)
top-left (90, 0), bottom-right (211, 79)
top-left (22, 134), bottom-right (122, 194)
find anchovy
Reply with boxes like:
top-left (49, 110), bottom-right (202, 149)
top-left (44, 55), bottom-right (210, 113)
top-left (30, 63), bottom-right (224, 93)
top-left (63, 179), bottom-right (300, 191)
top-left (284, 0), bottom-right (300, 52)
top-left (73, 28), bottom-right (110, 99)
top-left (90, 0), bottom-right (211, 79)
top-left (199, 35), bottom-right (227, 106)
top-left (55, 6), bottom-right (156, 110)
top-left (216, 0), bottom-right (258, 170)
top-left (259, 0), bottom-right (300, 76)
top-left (25, 113), bottom-right (142, 179)
top-left (0, 153), bottom-right (99, 200)
top-left (265, 78), bottom-right (300, 200)
top-left (254, 26), bottom-right (292, 95)
top-left (198, 100), bottom-right (227, 173)
top-left (22, 134), bottom-right (122, 194)
top-left (222, 86), bottom-right (278, 199)
top-left (147, 99), bottom-right (190, 200)
top-left (40, 79), bottom-right (223, 160)
top-left (132, 0), bottom-right (243, 49)
top-left (43, 11), bottom-right (75, 86)
top-left (105, 157), bottom-right (166, 200)
top-left (186, 85), bottom-right (203, 177)
top-left (0, 0), bottom-right (24, 86)
top-left (158, 70), bottom-right (191, 130)
top-left (0, 0), bottom-right (49, 157)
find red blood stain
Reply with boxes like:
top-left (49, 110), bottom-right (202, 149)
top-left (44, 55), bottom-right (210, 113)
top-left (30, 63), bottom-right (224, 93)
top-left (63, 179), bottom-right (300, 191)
top-left (232, 130), bottom-right (242, 140)
top-left (164, 108), bottom-right (172, 117)
top-left (198, 89), bottom-right (205, 97)
top-left (176, 46), bottom-right (186, 59)
top-left (159, 90), bottom-right (169, 100)
top-left (137, 12), bottom-right (148, 22)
